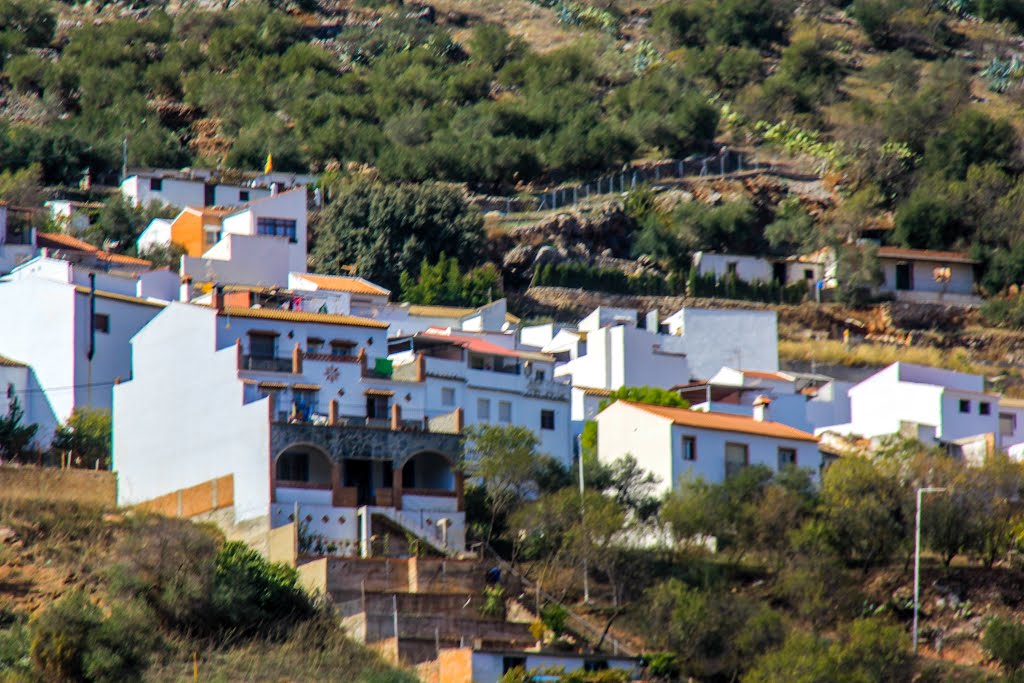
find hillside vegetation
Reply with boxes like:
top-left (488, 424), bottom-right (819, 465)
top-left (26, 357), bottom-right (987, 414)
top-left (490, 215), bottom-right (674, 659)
top-left (0, 499), bottom-right (412, 682)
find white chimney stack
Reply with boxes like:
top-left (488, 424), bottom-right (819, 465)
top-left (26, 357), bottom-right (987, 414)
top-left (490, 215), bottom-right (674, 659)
top-left (753, 395), bottom-right (771, 422)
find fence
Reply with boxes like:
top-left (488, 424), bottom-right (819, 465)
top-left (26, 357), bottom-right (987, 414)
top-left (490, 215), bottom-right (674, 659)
top-left (477, 150), bottom-right (775, 214)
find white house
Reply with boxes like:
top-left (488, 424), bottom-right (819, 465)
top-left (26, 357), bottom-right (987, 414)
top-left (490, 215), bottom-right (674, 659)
top-left (662, 307), bottom-right (779, 380)
top-left (430, 647), bottom-right (639, 683)
top-left (120, 168), bottom-right (302, 209)
top-left (135, 188), bottom-right (309, 291)
top-left (44, 200), bottom-right (103, 234)
top-left (288, 272), bottom-right (391, 316)
top-left (820, 363), bottom-right (1001, 450)
top-left (0, 207), bottom-right (37, 275)
top-left (675, 368), bottom-right (852, 434)
top-left (0, 273), bottom-right (167, 429)
top-left (388, 329), bottom-right (572, 466)
top-left (114, 300), bottom-right (468, 556)
top-left (875, 247), bottom-right (979, 304)
top-left (8, 256), bottom-right (180, 303)
top-left (691, 251), bottom-right (824, 288)
top-left (0, 354), bottom-right (59, 449)
top-left (596, 399), bottom-right (821, 494)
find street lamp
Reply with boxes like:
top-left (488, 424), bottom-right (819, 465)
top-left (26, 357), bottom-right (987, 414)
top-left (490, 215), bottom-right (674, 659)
top-left (913, 486), bottom-right (947, 654)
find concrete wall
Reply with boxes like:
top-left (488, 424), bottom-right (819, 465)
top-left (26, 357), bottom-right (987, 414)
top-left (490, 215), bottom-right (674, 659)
top-left (0, 465), bottom-right (116, 507)
top-left (113, 303), bottom-right (272, 522)
top-left (181, 233), bottom-right (293, 287)
top-left (134, 474), bottom-right (235, 518)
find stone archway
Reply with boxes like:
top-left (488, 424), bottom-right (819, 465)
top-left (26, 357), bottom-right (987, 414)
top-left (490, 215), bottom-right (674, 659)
top-left (274, 443), bottom-right (333, 485)
top-left (401, 450), bottom-right (456, 492)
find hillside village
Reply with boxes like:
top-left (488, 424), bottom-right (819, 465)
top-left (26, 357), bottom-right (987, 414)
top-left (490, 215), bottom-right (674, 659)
top-left (11, 0), bottom-right (1024, 681)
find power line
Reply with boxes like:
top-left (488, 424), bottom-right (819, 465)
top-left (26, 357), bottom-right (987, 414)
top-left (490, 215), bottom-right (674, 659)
top-left (5, 380), bottom-right (119, 396)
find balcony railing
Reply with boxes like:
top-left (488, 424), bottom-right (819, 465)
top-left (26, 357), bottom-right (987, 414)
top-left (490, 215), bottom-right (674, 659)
top-left (240, 354), bottom-right (293, 372)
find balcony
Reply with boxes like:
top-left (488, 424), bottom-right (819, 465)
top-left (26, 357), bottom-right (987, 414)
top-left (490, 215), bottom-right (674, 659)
top-left (240, 354), bottom-right (294, 373)
top-left (525, 378), bottom-right (572, 401)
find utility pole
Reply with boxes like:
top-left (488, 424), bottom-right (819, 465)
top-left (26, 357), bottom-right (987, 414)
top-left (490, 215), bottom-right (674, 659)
top-left (122, 137), bottom-right (128, 182)
top-left (577, 433), bottom-right (589, 604)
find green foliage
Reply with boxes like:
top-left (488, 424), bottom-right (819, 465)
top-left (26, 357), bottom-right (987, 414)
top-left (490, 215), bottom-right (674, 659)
top-left (645, 579), bottom-right (785, 680)
top-left (399, 253), bottom-right (503, 308)
top-left (311, 177), bottom-right (484, 292)
top-left (653, 0), bottom-right (790, 50)
top-left (743, 618), bottom-right (911, 683)
top-left (84, 196), bottom-right (175, 254)
top-left (765, 197), bottom-right (817, 254)
top-left (687, 270), bottom-right (809, 305)
top-left (605, 386), bottom-right (689, 409)
top-left (540, 603), bottom-right (569, 637)
top-left (211, 541), bottom-right (312, 635)
top-left (983, 617), bottom-right (1024, 673)
top-left (480, 585), bottom-right (506, 618)
top-left (923, 110), bottom-right (1017, 180)
top-left (51, 408), bottom-right (112, 469)
top-left (0, 390), bottom-right (39, 462)
top-left (820, 457), bottom-right (909, 571)
top-left (533, 261), bottom-right (670, 295)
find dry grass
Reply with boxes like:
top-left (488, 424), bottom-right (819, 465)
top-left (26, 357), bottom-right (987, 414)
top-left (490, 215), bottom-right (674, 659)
top-left (779, 339), bottom-right (981, 373)
top-left (429, 0), bottom-right (581, 53)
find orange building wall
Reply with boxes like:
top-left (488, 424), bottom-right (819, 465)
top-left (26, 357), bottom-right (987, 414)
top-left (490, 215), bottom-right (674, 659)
top-left (170, 210), bottom-right (210, 257)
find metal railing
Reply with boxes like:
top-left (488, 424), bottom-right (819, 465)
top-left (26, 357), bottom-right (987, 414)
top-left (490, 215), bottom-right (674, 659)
top-left (240, 354), bottom-right (293, 372)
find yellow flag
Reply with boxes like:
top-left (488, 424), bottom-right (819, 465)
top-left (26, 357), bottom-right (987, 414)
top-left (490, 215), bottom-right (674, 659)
top-left (264, 153), bottom-right (273, 174)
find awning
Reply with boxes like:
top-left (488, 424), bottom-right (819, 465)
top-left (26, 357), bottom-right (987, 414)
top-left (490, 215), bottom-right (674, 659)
top-left (292, 383), bottom-right (321, 391)
top-left (330, 338), bottom-right (357, 347)
top-left (258, 381), bottom-right (288, 390)
top-left (364, 389), bottom-right (395, 397)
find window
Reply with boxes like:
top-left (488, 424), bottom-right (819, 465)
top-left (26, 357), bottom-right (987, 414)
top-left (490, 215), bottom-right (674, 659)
top-left (959, 399), bottom-right (970, 413)
top-left (292, 389), bottom-right (319, 417)
top-left (202, 227), bottom-right (221, 249)
top-left (149, 177), bottom-right (162, 191)
top-left (256, 217), bottom-right (298, 243)
top-left (276, 452), bottom-right (308, 482)
top-left (441, 387), bottom-right (455, 407)
top-left (498, 401), bottom-right (512, 424)
top-left (1001, 412), bottom-right (1017, 437)
top-left (93, 313), bottom-right (110, 334)
top-left (980, 402), bottom-right (992, 416)
top-left (502, 657), bottom-right (527, 675)
top-left (725, 442), bottom-right (749, 479)
top-left (367, 395), bottom-right (389, 419)
top-left (307, 337), bottom-right (324, 354)
top-left (804, 269), bottom-right (815, 280)
top-left (584, 660), bottom-right (609, 672)
top-left (239, 190), bottom-right (250, 202)
top-left (541, 409), bottom-right (555, 430)
top-left (204, 184), bottom-right (215, 206)
top-left (778, 447), bottom-right (797, 469)
top-left (726, 261), bottom-right (738, 277)
top-left (534, 369), bottom-right (546, 381)
top-left (681, 435), bottom-right (696, 461)
top-left (330, 341), bottom-right (353, 356)
top-left (248, 332), bottom-right (277, 359)
top-left (477, 398), bottom-right (491, 422)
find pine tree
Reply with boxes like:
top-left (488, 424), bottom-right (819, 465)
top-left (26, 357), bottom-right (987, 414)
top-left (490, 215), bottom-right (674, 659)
top-left (0, 391), bottom-right (38, 462)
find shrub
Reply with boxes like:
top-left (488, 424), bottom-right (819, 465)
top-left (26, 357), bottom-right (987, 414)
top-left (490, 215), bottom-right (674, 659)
top-left (983, 617), bottom-right (1024, 673)
top-left (29, 590), bottom-right (102, 681)
top-left (540, 603), bottom-right (569, 637)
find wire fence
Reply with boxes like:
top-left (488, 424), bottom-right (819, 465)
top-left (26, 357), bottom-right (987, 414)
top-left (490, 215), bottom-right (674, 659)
top-left (477, 149), bottom-right (774, 214)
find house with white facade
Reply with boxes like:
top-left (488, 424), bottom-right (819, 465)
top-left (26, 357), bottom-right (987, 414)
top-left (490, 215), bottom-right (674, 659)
top-left (0, 269), bottom-right (168, 437)
top-left (0, 354), bottom-right (59, 450)
top-left (114, 299), bottom-right (469, 557)
top-left (137, 188), bottom-right (308, 289)
top-left (388, 328), bottom-right (572, 465)
top-left (429, 647), bottom-right (639, 683)
top-left (691, 251), bottom-right (824, 288)
top-left (819, 363), bottom-right (1002, 455)
top-left (875, 247), bottom-right (979, 305)
top-left (44, 200), bottom-right (103, 234)
top-left (120, 167), bottom-right (313, 210)
top-left (662, 307), bottom-right (779, 379)
top-left (674, 368), bottom-right (852, 434)
top-left (596, 400), bottom-right (821, 493)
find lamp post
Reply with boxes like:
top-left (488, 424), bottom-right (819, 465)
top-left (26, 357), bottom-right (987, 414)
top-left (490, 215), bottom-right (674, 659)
top-left (576, 433), bottom-right (590, 604)
top-left (913, 486), bottom-right (947, 654)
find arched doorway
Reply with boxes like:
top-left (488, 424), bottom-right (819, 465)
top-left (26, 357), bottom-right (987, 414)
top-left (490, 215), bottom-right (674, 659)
top-left (401, 451), bottom-right (455, 492)
top-left (275, 444), bottom-right (332, 486)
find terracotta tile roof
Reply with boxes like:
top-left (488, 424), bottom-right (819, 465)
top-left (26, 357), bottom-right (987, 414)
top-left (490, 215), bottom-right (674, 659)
top-left (37, 232), bottom-right (152, 267)
top-left (418, 331), bottom-right (553, 362)
top-left (217, 305), bottom-right (389, 329)
top-left (615, 400), bottom-right (819, 442)
top-left (577, 386), bottom-right (613, 397)
top-left (876, 247), bottom-right (978, 265)
top-left (295, 273), bottom-right (391, 296)
top-left (73, 286), bottom-right (168, 309)
top-left (0, 355), bottom-right (27, 368)
top-left (741, 370), bottom-right (794, 382)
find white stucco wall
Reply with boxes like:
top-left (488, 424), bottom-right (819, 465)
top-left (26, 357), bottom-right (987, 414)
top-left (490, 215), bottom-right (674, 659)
top-left (121, 175), bottom-right (271, 210)
top-left (113, 303), bottom-right (272, 521)
top-left (665, 308), bottom-right (778, 380)
top-left (182, 233), bottom-right (293, 287)
top-left (136, 218), bottom-right (173, 252)
top-left (556, 326), bottom-right (690, 393)
top-left (468, 651), bottom-right (638, 683)
top-left (692, 251), bottom-right (773, 282)
top-left (221, 189), bottom-right (307, 275)
top-left (0, 363), bottom-right (59, 448)
top-left (878, 259), bottom-right (974, 296)
top-left (596, 402), bottom-right (675, 492)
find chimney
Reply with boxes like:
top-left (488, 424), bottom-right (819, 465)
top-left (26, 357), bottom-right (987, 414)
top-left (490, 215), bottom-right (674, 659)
top-left (213, 283), bottom-right (225, 312)
top-left (753, 395), bottom-right (771, 422)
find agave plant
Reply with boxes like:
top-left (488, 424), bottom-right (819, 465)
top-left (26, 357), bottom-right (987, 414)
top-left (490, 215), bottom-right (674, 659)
top-left (981, 55), bottom-right (1024, 93)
